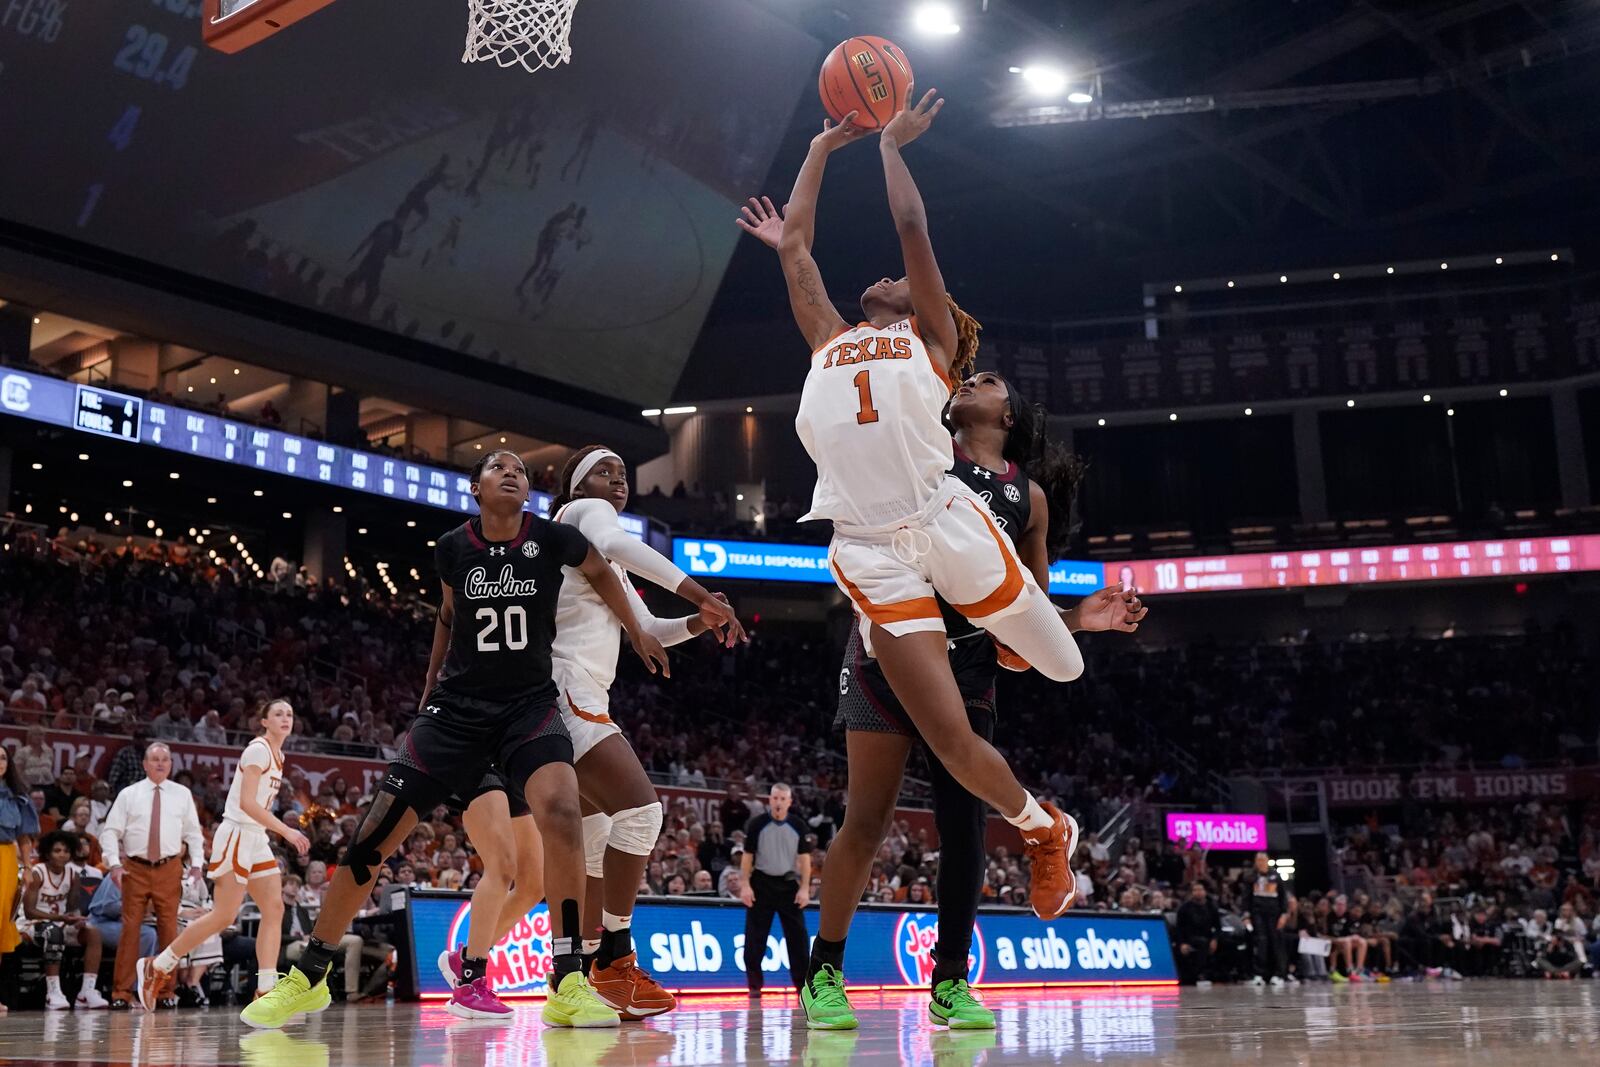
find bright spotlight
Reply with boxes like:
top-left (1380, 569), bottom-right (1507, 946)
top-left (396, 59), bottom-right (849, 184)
top-left (1020, 66), bottom-right (1068, 96)
top-left (912, 2), bottom-right (960, 35)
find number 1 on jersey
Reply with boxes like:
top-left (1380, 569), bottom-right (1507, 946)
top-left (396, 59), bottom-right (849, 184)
top-left (853, 369), bottom-right (880, 425)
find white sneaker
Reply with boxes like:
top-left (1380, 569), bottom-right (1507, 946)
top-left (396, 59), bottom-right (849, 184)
top-left (1195, 980), bottom-right (1213, 989)
top-left (77, 986), bottom-right (109, 1009)
top-left (1250, 975), bottom-right (1266, 987)
top-left (45, 988), bottom-right (70, 1011)
top-left (1286, 975), bottom-right (1300, 985)
top-left (1270, 976), bottom-right (1285, 988)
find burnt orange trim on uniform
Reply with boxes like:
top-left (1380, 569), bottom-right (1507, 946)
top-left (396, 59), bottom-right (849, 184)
top-left (947, 499), bottom-right (1026, 619)
top-left (829, 561), bottom-right (941, 626)
top-left (567, 694), bottom-right (613, 725)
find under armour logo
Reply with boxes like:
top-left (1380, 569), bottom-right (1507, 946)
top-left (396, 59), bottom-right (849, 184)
top-left (972, 465), bottom-right (991, 479)
top-left (489, 546), bottom-right (506, 556)
top-left (427, 706), bottom-right (440, 715)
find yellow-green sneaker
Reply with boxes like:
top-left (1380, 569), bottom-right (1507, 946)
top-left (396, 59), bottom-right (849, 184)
top-left (928, 978), bottom-right (995, 1030)
top-left (800, 965), bottom-right (858, 1031)
top-left (541, 972), bottom-right (622, 1029)
top-left (240, 967), bottom-right (331, 1030)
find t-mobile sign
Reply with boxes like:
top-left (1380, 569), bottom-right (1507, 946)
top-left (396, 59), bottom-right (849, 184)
top-left (1165, 813), bottom-right (1267, 850)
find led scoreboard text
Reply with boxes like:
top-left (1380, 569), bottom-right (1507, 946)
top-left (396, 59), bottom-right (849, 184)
top-left (1112, 537), bottom-right (1595, 594)
top-left (1, 369), bottom-right (645, 532)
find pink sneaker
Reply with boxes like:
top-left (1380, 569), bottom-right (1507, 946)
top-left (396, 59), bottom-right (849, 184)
top-left (437, 948), bottom-right (464, 990)
top-left (446, 977), bottom-right (512, 1020)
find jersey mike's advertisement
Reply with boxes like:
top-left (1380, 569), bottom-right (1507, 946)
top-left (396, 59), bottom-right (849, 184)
top-left (403, 892), bottom-right (1177, 998)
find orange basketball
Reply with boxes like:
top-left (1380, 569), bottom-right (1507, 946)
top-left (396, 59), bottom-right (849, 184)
top-left (818, 36), bottom-right (914, 131)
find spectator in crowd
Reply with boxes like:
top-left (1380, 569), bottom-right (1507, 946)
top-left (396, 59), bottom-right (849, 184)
top-left (193, 710), bottom-right (228, 747)
top-left (1327, 895), bottom-right (1368, 983)
top-left (0, 743), bottom-right (40, 1010)
top-left (14, 726), bottom-right (55, 788)
top-left (1553, 903), bottom-right (1588, 967)
top-left (106, 730), bottom-right (152, 798)
top-left (8, 677), bottom-right (48, 721)
top-left (1534, 930), bottom-right (1582, 979)
top-left (42, 767), bottom-right (77, 820)
top-left (1174, 881), bottom-right (1221, 986)
top-left (1466, 906), bottom-right (1504, 977)
top-left (85, 870), bottom-right (158, 972)
top-left (171, 867), bottom-right (225, 1007)
top-left (98, 742), bottom-right (205, 1009)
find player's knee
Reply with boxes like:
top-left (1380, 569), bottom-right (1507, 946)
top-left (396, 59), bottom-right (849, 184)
top-left (534, 790), bottom-right (583, 830)
top-left (607, 802), bottom-right (661, 857)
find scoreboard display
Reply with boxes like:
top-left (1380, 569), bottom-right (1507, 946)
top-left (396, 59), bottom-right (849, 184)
top-left (2, 368), bottom-right (645, 534)
top-left (1111, 538), bottom-right (1595, 595)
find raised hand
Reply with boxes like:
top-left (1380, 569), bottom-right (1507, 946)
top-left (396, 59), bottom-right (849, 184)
top-left (735, 196), bottom-right (786, 250)
top-left (881, 84), bottom-right (944, 148)
top-left (811, 112), bottom-right (869, 154)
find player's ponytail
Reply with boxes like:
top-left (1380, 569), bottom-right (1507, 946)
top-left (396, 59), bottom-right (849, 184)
top-left (945, 294), bottom-right (982, 385)
top-left (1001, 381), bottom-right (1088, 559)
top-left (550, 444), bottom-right (612, 515)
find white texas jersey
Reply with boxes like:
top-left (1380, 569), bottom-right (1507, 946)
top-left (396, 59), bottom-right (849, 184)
top-left (28, 864), bottom-right (72, 916)
top-left (223, 737), bottom-right (283, 825)
top-left (796, 318), bottom-right (955, 528)
top-left (550, 502), bottom-right (631, 692)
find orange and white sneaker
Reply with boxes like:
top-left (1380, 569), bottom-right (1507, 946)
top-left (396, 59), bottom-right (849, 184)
top-left (993, 639), bottom-right (1032, 673)
top-left (1020, 801), bottom-right (1079, 919)
top-left (588, 952), bottom-right (676, 1020)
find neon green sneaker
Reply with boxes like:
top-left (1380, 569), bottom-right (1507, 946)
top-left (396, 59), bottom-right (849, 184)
top-left (800, 965), bottom-right (858, 1030)
top-left (541, 972), bottom-right (622, 1028)
top-left (1330, 970), bottom-right (1349, 984)
top-left (240, 967), bottom-right (331, 1029)
top-left (928, 978), bottom-right (995, 1029)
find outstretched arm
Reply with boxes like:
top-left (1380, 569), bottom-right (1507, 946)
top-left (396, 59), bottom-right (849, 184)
top-left (772, 115), bottom-right (867, 350)
top-left (879, 86), bottom-right (958, 374)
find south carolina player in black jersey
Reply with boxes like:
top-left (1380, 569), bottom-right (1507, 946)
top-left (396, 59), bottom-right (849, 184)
top-left (244, 450), bottom-right (685, 1031)
top-left (831, 371), bottom-right (1146, 1028)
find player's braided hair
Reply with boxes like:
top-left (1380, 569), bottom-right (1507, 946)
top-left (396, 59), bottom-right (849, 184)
top-left (1001, 379), bottom-right (1089, 558)
top-left (946, 294), bottom-right (982, 384)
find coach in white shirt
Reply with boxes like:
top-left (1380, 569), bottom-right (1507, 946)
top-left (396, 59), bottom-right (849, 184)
top-left (98, 743), bottom-right (205, 1007)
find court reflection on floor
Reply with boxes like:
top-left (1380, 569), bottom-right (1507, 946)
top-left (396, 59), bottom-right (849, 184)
top-left (1, 984), bottom-right (1595, 1067)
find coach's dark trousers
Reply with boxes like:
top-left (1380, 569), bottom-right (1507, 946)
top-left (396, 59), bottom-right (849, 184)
top-left (1250, 906), bottom-right (1287, 979)
top-left (743, 871), bottom-right (808, 991)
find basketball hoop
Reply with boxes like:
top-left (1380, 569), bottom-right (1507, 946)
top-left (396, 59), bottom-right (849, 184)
top-left (462, 0), bottom-right (580, 72)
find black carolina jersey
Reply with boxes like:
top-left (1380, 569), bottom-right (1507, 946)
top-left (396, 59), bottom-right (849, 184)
top-left (941, 445), bottom-right (1034, 638)
top-left (433, 512), bottom-right (589, 700)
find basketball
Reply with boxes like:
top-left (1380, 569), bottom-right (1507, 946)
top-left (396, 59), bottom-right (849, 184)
top-left (819, 36), bottom-right (914, 131)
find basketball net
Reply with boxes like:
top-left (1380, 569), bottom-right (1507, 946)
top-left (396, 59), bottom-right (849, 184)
top-left (462, 0), bottom-right (579, 72)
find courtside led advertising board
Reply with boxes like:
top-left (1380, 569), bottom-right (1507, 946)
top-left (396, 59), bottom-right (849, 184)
top-left (403, 892), bottom-right (1177, 997)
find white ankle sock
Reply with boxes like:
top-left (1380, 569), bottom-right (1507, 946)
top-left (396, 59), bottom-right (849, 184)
top-left (154, 948), bottom-right (180, 973)
top-left (581, 938), bottom-right (601, 955)
top-left (1004, 792), bottom-right (1053, 833)
top-left (601, 910), bottom-right (632, 933)
top-left (257, 969), bottom-right (278, 992)
top-left (45, 975), bottom-right (61, 994)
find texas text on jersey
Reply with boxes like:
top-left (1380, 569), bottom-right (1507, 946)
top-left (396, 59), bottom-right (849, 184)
top-left (939, 444), bottom-right (1033, 639)
top-left (432, 511), bottom-right (589, 701)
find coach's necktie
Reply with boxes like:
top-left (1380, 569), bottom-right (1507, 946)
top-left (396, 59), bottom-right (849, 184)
top-left (146, 784), bottom-right (162, 863)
